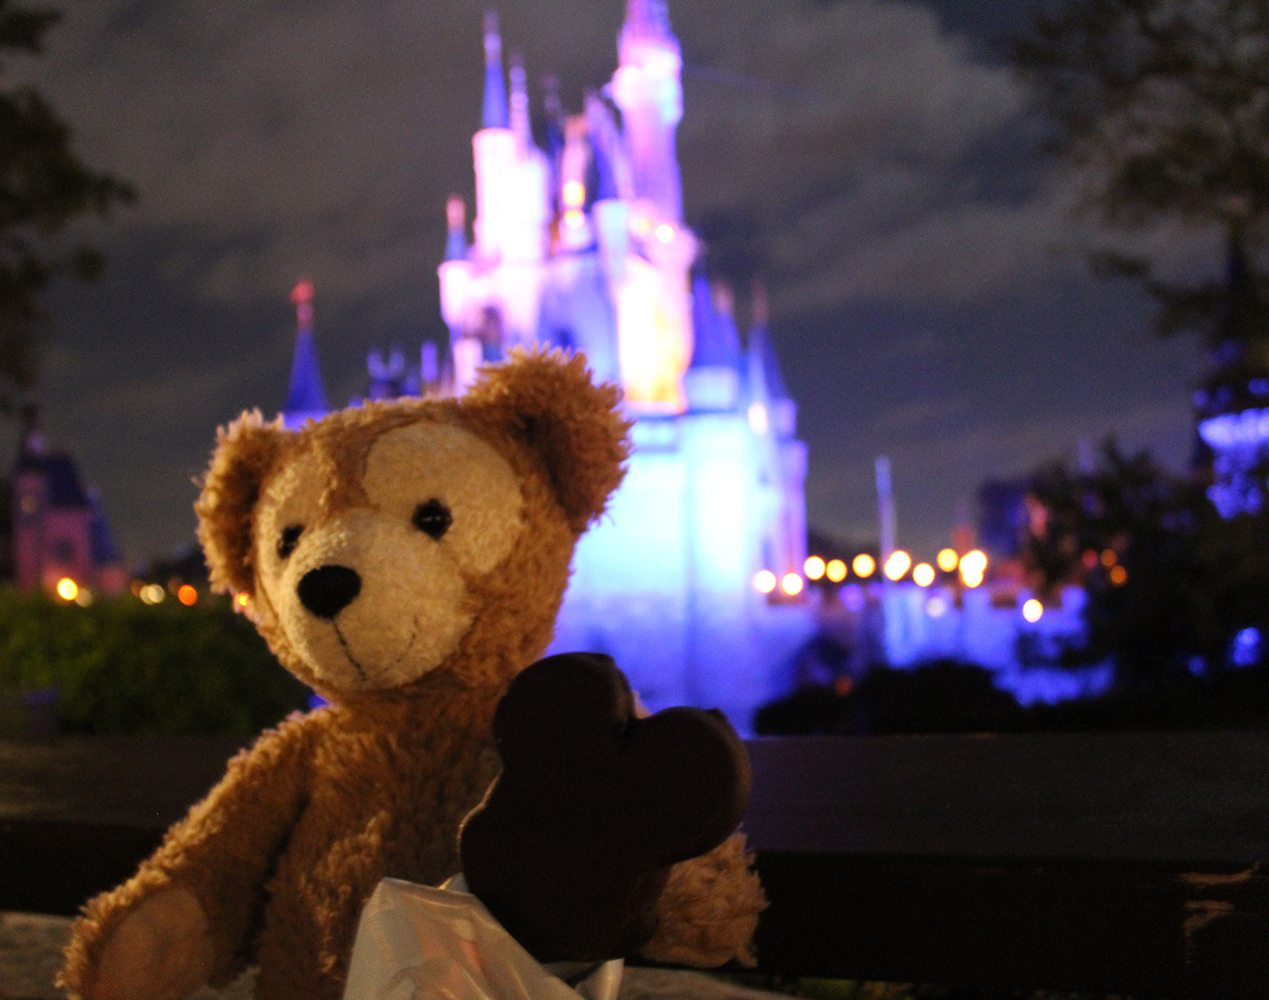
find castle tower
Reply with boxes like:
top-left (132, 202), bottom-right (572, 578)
top-left (282, 278), bottom-right (329, 429)
top-left (611, 0), bottom-right (684, 222)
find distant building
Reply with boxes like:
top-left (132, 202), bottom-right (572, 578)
top-left (8, 411), bottom-right (127, 596)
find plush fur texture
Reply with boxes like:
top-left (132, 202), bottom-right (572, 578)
top-left (58, 350), bottom-right (765, 1000)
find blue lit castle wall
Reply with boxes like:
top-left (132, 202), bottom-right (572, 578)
top-left (435, 1), bottom-right (815, 729)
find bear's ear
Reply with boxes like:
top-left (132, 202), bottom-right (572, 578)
top-left (465, 349), bottom-right (631, 534)
top-left (195, 410), bottom-right (286, 597)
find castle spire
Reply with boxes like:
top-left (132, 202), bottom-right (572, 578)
top-left (282, 278), bottom-right (329, 428)
top-left (612, 0), bottom-right (683, 220)
top-left (482, 10), bottom-right (509, 130)
top-left (445, 195), bottom-right (468, 261)
top-left (623, 0), bottom-right (672, 40)
top-left (509, 51), bottom-right (531, 152)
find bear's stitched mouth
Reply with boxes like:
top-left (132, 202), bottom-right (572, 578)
top-left (332, 623), bottom-right (368, 681)
top-left (333, 618), bottom-right (421, 683)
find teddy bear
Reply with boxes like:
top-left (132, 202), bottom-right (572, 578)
top-left (58, 349), bottom-right (765, 1000)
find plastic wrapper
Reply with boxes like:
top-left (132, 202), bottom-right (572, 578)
top-left (343, 877), bottom-right (623, 1000)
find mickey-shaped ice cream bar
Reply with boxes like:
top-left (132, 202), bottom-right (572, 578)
top-left (460, 652), bottom-right (752, 963)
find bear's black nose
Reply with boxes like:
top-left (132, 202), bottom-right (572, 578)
top-left (297, 565), bottom-right (362, 619)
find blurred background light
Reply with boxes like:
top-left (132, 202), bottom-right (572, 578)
top-left (883, 550), bottom-right (911, 581)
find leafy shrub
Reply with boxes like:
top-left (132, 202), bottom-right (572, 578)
top-left (0, 587), bottom-right (309, 736)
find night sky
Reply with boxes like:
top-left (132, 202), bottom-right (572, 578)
top-left (11, 0), bottom-right (1210, 565)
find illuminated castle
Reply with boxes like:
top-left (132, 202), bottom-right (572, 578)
top-left (437, 1), bottom-right (813, 727)
top-left (277, 1), bottom-right (814, 729)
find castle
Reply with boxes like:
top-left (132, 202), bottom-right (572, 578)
top-left (281, 0), bottom-right (815, 730)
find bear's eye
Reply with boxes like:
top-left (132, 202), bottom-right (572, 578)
top-left (277, 525), bottom-right (304, 560)
top-left (412, 499), bottom-right (452, 540)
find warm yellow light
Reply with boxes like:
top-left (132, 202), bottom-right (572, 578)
top-left (913, 563), bottom-right (935, 587)
top-left (1022, 598), bottom-right (1043, 623)
top-left (937, 548), bottom-right (959, 572)
top-left (562, 179), bottom-right (585, 208)
top-left (883, 550), bottom-right (911, 581)
top-left (655, 223), bottom-right (675, 243)
top-left (960, 549), bottom-right (988, 575)
top-left (178, 584), bottom-right (198, 606)
top-left (781, 573), bottom-right (804, 596)
top-left (1100, 548), bottom-right (1117, 568)
top-left (1109, 565), bottom-right (1128, 586)
top-left (960, 565), bottom-right (985, 588)
top-left (754, 570), bottom-right (776, 594)
top-left (826, 559), bottom-right (847, 583)
top-left (74, 587), bottom-right (93, 607)
top-left (235, 593), bottom-right (250, 609)
top-left (140, 583), bottom-right (166, 605)
top-left (56, 577), bottom-right (78, 602)
top-left (852, 553), bottom-right (876, 579)
top-left (804, 556), bottom-right (826, 580)
top-left (563, 209), bottom-right (585, 229)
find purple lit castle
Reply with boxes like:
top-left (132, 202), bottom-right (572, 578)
top-left (279, 1), bottom-right (815, 730)
top-left (439, 2), bottom-right (813, 727)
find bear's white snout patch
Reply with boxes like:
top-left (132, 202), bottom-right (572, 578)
top-left (256, 420), bottom-right (526, 691)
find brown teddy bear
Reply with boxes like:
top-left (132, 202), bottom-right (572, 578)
top-left (59, 350), bottom-right (765, 1000)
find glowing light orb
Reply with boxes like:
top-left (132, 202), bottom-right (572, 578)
top-left (747, 402), bottom-right (768, 435)
top-left (852, 554), bottom-right (876, 578)
top-left (655, 223), bottom-right (675, 243)
top-left (235, 593), bottom-right (250, 609)
top-left (178, 585), bottom-right (198, 606)
top-left (1109, 565), bottom-right (1128, 586)
top-left (804, 556), bottom-right (826, 580)
top-left (562, 179), bottom-right (586, 208)
top-left (1100, 549), bottom-right (1117, 568)
top-left (754, 570), bottom-right (776, 594)
top-left (936, 548), bottom-right (959, 572)
top-left (959, 550), bottom-right (987, 587)
top-left (75, 588), bottom-right (93, 607)
top-left (883, 550), bottom-right (911, 581)
top-left (925, 595), bottom-right (948, 618)
top-left (1082, 549), bottom-right (1099, 570)
top-left (826, 559), bottom-right (847, 583)
top-left (563, 209), bottom-right (585, 229)
top-left (56, 577), bottom-right (78, 602)
top-left (140, 584), bottom-right (166, 605)
top-left (1022, 598), bottom-right (1043, 623)
top-left (781, 573), bottom-right (804, 596)
top-left (912, 563), bottom-right (935, 587)
top-left (960, 549), bottom-right (987, 574)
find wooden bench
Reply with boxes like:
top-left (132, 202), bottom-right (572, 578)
top-left (2, 732), bottom-right (1265, 997)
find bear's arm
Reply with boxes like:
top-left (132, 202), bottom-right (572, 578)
top-left (60, 714), bottom-right (317, 995)
top-left (639, 831), bottom-right (768, 968)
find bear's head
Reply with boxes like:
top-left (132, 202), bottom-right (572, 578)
top-left (195, 350), bottom-right (629, 704)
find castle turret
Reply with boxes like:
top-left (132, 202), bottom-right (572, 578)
top-left (282, 278), bottom-right (329, 429)
top-left (509, 52), bottom-right (532, 154)
top-left (683, 274), bottom-right (741, 411)
top-left (482, 10), bottom-right (509, 130)
top-left (444, 194), bottom-right (468, 262)
top-left (610, 0), bottom-right (684, 222)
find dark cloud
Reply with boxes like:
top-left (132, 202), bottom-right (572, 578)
top-left (10, 0), bottom-right (1209, 562)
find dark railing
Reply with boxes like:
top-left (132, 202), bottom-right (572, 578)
top-left (2, 732), bottom-right (1266, 997)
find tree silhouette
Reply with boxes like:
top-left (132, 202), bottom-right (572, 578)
top-left (1010, 0), bottom-right (1269, 344)
top-left (0, 0), bottom-right (133, 412)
